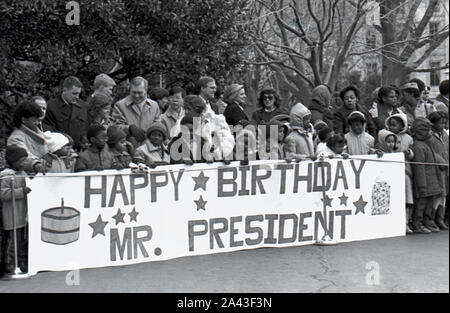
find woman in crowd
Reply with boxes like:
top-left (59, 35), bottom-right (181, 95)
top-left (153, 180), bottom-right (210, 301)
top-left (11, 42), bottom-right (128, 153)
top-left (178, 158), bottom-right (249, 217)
top-left (87, 93), bottom-right (115, 128)
top-left (223, 84), bottom-right (250, 127)
top-left (308, 84), bottom-right (334, 128)
top-left (333, 86), bottom-right (376, 138)
top-left (7, 100), bottom-right (47, 173)
top-left (149, 87), bottom-right (170, 114)
top-left (251, 89), bottom-right (287, 125)
top-left (371, 86), bottom-right (400, 133)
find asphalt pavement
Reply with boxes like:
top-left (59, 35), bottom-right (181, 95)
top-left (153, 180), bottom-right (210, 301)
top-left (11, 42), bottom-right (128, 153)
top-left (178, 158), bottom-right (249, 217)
top-left (0, 231), bottom-right (448, 293)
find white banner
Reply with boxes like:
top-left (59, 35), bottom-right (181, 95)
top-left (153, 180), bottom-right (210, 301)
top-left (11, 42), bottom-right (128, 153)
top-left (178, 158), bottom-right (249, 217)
top-left (27, 153), bottom-right (405, 275)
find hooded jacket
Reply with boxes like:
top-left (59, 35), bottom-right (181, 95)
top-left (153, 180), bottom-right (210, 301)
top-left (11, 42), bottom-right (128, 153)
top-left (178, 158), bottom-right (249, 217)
top-left (385, 113), bottom-right (414, 153)
top-left (344, 111), bottom-right (375, 155)
top-left (309, 85), bottom-right (334, 128)
top-left (376, 129), bottom-right (398, 153)
top-left (410, 118), bottom-right (443, 198)
top-left (284, 103), bottom-right (315, 158)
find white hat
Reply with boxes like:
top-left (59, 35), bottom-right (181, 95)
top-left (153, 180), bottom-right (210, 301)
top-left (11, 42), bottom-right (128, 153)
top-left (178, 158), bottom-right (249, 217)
top-left (46, 132), bottom-right (69, 153)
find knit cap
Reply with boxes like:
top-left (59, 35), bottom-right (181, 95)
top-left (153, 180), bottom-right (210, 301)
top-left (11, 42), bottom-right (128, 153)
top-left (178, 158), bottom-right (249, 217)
top-left (411, 117), bottom-right (432, 139)
top-left (46, 132), bottom-right (70, 153)
top-left (107, 126), bottom-right (127, 146)
top-left (5, 145), bottom-right (28, 166)
top-left (147, 122), bottom-right (168, 140)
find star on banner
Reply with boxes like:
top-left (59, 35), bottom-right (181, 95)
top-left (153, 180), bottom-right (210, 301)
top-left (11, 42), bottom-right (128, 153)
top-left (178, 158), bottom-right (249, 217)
top-left (194, 195), bottom-right (207, 211)
top-left (354, 195), bottom-right (368, 215)
top-left (112, 208), bottom-right (125, 225)
top-left (129, 207), bottom-right (139, 223)
top-left (89, 215), bottom-right (108, 238)
top-left (339, 193), bottom-right (349, 206)
top-left (192, 171), bottom-right (210, 191)
top-left (321, 194), bottom-right (333, 208)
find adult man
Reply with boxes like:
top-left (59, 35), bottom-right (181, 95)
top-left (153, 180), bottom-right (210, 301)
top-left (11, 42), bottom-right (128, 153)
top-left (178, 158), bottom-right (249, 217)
top-left (87, 73), bottom-right (116, 103)
top-left (398, 82), bottom-right (435, 127)
top-left (198, 76), bottom-right (219, 114)
top-left (434, 79), bottom-right (449, 114)
top-left (43, 76), bottom-right (89, 150)
top-left (112, 76), bottom-right (161, 147)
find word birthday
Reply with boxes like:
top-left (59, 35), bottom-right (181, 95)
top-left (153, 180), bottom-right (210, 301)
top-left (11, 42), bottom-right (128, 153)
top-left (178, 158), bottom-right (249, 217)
top-left (83, 160), bottom-right (367, 208)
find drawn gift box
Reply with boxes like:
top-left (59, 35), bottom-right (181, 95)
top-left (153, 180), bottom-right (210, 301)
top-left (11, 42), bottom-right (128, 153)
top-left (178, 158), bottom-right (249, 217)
top-left (41, 199), bottom-right (80, 245)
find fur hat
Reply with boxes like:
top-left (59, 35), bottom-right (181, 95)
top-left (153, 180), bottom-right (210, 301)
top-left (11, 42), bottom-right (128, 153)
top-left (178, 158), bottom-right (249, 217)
top-left (107, 126), bottom-right (127, 146)
top-left (46, 132), bottom-right (70, 153)
top-left (5, 145), bottom-right (28, 166)
top-left (146, 122), bottom-right (168, 140)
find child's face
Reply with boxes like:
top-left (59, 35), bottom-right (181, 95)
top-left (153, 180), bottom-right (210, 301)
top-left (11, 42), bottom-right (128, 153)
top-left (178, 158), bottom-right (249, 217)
top-left (278, 127), bottom-right (286, 142)
top-left (385, 135), bottom-right (396, 151)
top-left (302, 114), bottom-right (311, 128)
top-left (91, 130), bottom-right (108, 150)
top-left (12, 156), bottom-right (28, 171)
top-left (333, 141), bottom-right (346, 155)
top-left (324, 131), bottom-right (334, 143)
top-left (55, 144), bottom-right (71, 157)
top-left (149, 131), bottom-right (164, 146)
top-left (114, 138), bottom-right (127, 152)
top-left (169, 93), bottom-right (183, 111)
top-left (350, 121), bottom-right (364, 135)
top-left (388, 118), bottom-right (403, 134)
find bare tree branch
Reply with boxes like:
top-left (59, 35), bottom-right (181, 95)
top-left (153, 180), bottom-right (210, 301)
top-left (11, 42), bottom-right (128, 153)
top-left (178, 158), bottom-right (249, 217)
top-left (408, 64), bottom-right (449, 73)
top-left (306, 0), bottom-right (323, 39)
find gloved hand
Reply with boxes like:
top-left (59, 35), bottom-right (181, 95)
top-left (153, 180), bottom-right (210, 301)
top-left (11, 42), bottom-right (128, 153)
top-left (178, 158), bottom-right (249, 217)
top-left (375, 150), bottom-right (384, 158)
top-left (23, 187), bottom-right (32, 194)
top-left (129, 125), bottom-right (146, 143)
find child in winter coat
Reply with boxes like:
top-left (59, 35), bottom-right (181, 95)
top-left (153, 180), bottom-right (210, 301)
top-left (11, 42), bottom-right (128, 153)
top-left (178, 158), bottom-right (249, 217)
top-left (44, 132), bottom-right (76, 173)
top-left (134, 122), bottom-right (170, 168)
top-left (344, 111), bottom-right (377, 155)
top-left (0, 145), bottom-right (32, 273)
top-left (284, 102), bottom-right (315, 160)
top-left (385, 113), bottom-right (415, 233)
top-left (105, 126), bottom-right (133, 170)
top-left (258, 120), bottom-right (288, 160)
top-left (410, 117), bottom-right (444, 234)
top-left (427, 111), bottom-right (449, 230)
top-left (75, 125), bottom-right (112, 172)
top-left (316, 133), bottom-right (348, 158)
top-left (315, 127), bottom-right (334, 157)
top-left (376, 129), bottom-right (398, 153)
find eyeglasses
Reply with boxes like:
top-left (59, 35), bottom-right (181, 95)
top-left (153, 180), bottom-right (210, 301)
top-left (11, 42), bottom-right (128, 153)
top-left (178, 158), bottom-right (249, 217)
top-left (263, 95), bottom-right (275, 100)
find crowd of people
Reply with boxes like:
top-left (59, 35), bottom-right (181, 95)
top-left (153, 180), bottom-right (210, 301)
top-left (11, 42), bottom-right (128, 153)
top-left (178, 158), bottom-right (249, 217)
top-left (0, 72), bottom-right (448, 276)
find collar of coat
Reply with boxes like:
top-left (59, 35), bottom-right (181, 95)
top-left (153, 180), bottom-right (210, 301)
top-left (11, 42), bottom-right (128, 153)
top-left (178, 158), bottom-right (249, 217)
top-left (291, 126), bottom-right (311, 136)
top-left (145, 140), bottom-right (169, 154)
top-left (20, 125), bottom-right (47, 145)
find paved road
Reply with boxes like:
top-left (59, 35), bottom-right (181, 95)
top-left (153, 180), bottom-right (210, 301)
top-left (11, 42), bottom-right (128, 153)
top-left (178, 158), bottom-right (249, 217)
top-left (1, 232), bottom-right (448, 293)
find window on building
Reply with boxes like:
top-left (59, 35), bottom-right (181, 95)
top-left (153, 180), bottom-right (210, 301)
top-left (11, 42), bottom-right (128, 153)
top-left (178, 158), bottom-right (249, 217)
top-left (367, 62), bottom-right (378, 74)
top-left (366, 33), bottom-right (377, 49)
top-left (429, 22), bottom-right (439, 35)
top-left (430, 62), bottom-right (441, 86)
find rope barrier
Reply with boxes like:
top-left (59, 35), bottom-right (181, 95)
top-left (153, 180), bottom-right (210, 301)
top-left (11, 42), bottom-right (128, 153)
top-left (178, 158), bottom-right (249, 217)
top-left (0, 155), bottom-right (448, 180)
